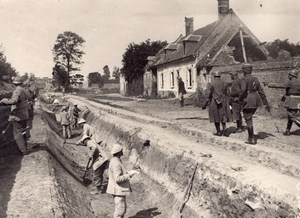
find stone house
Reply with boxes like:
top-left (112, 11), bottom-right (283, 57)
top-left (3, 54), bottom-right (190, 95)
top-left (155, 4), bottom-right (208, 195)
top-left (145, 0), bottom-right (268, 98)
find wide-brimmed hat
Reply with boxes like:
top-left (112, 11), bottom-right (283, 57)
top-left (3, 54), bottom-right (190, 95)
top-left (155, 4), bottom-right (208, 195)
top-left (78, 118), bottom-right (86, 125)
top-left (289, 70), bottom-right (298, 78)
top-left (111, 144), bottom-right (123, 155)
top-left (214, 72), bottom-right (221, 77)
top-left (242, 63), bottom-right (253, 74)
top-left (12, 76), bottom-right (23, 85)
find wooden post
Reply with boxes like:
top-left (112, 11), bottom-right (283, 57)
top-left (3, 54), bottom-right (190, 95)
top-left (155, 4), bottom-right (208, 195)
top-left (239, 29), bottom-right (247, 63)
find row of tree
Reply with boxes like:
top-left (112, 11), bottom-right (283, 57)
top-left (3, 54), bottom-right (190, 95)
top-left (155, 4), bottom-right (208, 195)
top-left (0, 46), bottom-right (18, 82)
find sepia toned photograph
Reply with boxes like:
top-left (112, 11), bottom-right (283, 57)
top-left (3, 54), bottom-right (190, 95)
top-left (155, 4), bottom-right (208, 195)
top-left (0, 0), bottom-right (300, 217)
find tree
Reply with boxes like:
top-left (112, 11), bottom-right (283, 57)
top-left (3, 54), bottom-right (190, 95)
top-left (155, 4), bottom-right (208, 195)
top-left (70, 74), bottom-right (84, 86)
top-left (121, 39), bottom-right (167, 83)
top-left (0, 47), bottom-right (18, 82)
top-left (265, 39), bottom-right (300, 59)
top-left (103, 65), bottom-right (110, 81)
top-left (52, 64), bottom-right (69, 89)
top-left (88, 72), bottom-right (104, 88)
top-left (112, 66), bottom-right (120, 80)
top-left (52, 31), bottom-right (85, 88)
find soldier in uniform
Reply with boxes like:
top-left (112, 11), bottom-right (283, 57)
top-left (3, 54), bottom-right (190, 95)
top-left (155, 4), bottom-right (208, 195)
top-left (240, 64), bottom-right (270, 144)
top-left (0, 77), bottom-right (30, 155)
top-left (78, 135), bottom-right (109, 195)
top-left (280, 70), bottom-right (300, 135)
top-left (229, 71), bottom-right (245, 133)
top-left (178, 77), bottom-right (186, 107)
top-left (202, 72), bottom-right (232, 136)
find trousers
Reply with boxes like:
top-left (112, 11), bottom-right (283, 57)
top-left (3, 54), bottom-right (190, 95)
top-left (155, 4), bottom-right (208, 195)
top-left (12, 120), bottom-right (28, 153)
top-left (113, 195), bottom-right (126, 218)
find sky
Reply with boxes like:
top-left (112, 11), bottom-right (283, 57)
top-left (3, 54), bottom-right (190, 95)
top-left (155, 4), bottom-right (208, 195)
top-left (0, 0), bottom-right (299, 78)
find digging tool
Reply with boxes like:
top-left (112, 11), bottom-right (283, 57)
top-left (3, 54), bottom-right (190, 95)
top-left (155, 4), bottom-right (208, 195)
top-left (82, 157), bottom-right (92, 183)
top-left (178, 163), bottom-right (198, 217)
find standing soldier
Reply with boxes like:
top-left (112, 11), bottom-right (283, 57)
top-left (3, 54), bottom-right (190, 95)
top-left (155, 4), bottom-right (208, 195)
top-left (240, 64), bottom-right (270, 144)
top-left (77, 135), bottom-right (109, 195)
top-left (23, 82), bottom-right (35, 140)
top-left (0, 77), bottom-right (30, 155)
top-left (229, 71), bottom-right (245, 133)
top-left (72, 103), bottom-right (81, 128)
top-left (178, 77), bottom-right (186, 107)
top-left (202, 72), bottom-right (232, 136)
top-left (60, 105), bottom-right (72, 139)
top-left (268, 70), bottom-right (300, 135)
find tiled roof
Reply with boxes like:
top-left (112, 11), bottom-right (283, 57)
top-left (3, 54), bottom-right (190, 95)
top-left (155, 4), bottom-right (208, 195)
top-left (154, 10), bottom-right (267, 67)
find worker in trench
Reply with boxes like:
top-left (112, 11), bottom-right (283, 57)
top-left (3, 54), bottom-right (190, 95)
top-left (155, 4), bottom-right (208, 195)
top-left (76, 118), bottom-right (95, 144)
top-left (268, 70), bottom-right (300, 135)
top-left (0, 76), bottom-right (30, 155)
top-left (106, 143), bottom-right (139, 218)
top-left (60, 105), bottom-right (72, 139)
top-left (72, 103), bottom-right (81, 128)
top-left (77, 134), bottom-right (110, 195)
top-left (23, 81), bottom-right (36, 141)
top-left (240, 63), bottom-right (270, 144)
top-left (202, 71), bottom-right (232, 136)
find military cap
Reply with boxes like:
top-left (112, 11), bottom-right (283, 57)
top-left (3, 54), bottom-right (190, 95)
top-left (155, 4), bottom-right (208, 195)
top-left (289, 70), bottom-right (298, 78)
top-left (229, 71), bottom-right (238, 76)
top-left (242, 63), bottom-right (253, 74)
top-left (111, 144), bottom-right (123, 155)
top-left (12, 76), bottom-right (24, 85)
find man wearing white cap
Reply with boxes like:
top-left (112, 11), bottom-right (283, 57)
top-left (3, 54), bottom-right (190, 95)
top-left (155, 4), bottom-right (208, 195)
top-left (76, 118), bottom-right (95, 144)
top-left (106, 144), bottom-right (139, 218)
top-left (78, 134), bottom-right (109, 194)
top-left (0, 76), bottom-right (30, 155)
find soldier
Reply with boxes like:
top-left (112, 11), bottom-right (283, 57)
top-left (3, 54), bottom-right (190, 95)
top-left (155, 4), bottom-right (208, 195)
top-left (273, 70), bottom-right (300, 135)
top-left (106, 144), bottom-right (139, 218)
top-left (77, 135), bottom-right (109, 195)
top-left (240, 63), bottom-right (270, 144)
top-left (0, 76), bottom-right (30, 155)
top-left (23, 82), bottom-right (35, 140)
top-left (229, 71), bottom-right (245, 133)
top-left (76, 118), bottom-right (95, 144)
top-left (202, 72), bottom-right (232, 136)
top-left (178, 77), bottom-right (186, 107)
top-left (72, 103), bottom-right (81, 128)
top-left (60, 105), bottom-right (72, 139)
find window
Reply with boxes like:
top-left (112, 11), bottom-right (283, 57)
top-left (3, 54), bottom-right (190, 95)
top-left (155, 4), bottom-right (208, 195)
top-left (171, 72), bottom-right (174, 88)
top-left (161, 73), bottom-right (164, 88)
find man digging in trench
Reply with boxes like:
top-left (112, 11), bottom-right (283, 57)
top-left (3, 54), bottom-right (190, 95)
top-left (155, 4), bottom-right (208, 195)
top-left (77, 134), bottom-right (109, 195)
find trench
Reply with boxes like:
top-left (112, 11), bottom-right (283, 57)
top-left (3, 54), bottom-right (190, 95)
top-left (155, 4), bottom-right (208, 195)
top-left (1, 95), bottom-right (298, 217)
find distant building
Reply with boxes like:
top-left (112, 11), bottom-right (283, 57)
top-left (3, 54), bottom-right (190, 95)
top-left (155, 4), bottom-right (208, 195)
top-left (145, 0), bottom-right (268, 98)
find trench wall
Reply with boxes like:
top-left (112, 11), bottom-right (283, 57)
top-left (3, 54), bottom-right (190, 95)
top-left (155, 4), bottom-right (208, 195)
top-left (80, 103), bottom-right (297, 217)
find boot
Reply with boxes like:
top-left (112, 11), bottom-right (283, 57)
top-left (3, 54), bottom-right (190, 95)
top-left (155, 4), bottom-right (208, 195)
top-left (236, 120), bottom-right (243, 133)
top-left (214, 123), bottom-right (222, 136)
top-left (221, 123), bottom-right (227, 136)
top-left (283, 120), bottom-right (293, 136)
top-left (245, 127), bottom-right (256, 145)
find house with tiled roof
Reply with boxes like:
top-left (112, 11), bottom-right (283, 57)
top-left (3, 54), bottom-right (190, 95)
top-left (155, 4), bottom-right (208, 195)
top-left (144, 0), bottom-right (268, 98)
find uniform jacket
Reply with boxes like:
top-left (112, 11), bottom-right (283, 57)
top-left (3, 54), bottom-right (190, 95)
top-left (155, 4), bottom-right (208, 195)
top-left (283, 77), bottom-right (300, 109)
top-left (178, 80), bottom-right (186, 94)
top-left (73, 107), bottom-right (81, 117)
top-left (87, 139), bottom-right (109, 171)
top-left (60, 111), bottom-right (70, 125)
top-left (1, 86), bottom-right (29, 122)
top-left (240, 74), bottom-right (268, 109)
top-left (106, 157), bottom-right (132, 196)
top-left (229, 78), bottom-right (245, 102)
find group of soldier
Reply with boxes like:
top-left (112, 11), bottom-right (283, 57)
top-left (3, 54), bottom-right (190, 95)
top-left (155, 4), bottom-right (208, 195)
top-left (202, 63), bottom-right (300, 144)
top-left (0, 76), bottom-right (37, 155)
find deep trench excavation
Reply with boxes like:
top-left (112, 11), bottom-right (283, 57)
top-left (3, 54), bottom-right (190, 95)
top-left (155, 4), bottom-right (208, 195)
top-left (0, 95), bottom-right (299, 217)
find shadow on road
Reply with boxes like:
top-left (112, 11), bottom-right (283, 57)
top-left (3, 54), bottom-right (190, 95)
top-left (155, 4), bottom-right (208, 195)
top-left (175, 116), bottom-right (209, 121)
top-left (129, 207), bottom-right (161, 218)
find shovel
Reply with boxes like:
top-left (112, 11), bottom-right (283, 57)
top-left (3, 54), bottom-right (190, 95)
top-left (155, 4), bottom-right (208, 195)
top-left (82, 157), bottom-right (92, 183)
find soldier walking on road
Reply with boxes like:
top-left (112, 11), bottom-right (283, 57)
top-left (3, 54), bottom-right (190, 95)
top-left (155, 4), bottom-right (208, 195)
top-left (229, 71), bottom-right (245, 133)
top-left (0, 77), bottom-right (30, 155)
top-left (240, 64), bottom-right (270, 144)
top-left (275, 70), bottom-right (300, 135)
top-left (202, 72), bottom-right (232, 136)
top-left (178, 77), bottom-right (186, 107)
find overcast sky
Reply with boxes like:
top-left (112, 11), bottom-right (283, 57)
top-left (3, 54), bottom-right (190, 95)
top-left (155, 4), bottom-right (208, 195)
top-left (0, 0), bottom-right (299, 78)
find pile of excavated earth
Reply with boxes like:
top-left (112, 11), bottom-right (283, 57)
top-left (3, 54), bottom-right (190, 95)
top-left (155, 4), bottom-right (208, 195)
top-left (1, 92), bottom-right (300, 217)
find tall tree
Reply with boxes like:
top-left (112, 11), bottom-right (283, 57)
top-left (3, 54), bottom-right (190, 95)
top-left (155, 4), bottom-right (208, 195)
top-left (103, 65), bottom-right (110, 81)
top-left (52, 31), bottom-right (85, 88)
top-left (88, 72), bottom-right (104, 88)
top-left (0, 47), bottom-right (18, 82)
top-left (121, 39), bottom-right (167, 83)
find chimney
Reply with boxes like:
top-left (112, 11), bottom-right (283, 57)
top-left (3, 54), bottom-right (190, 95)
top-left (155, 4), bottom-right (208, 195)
top-left (218, 0), bottom-right (229, 19)
top-left (185, 17), bottom-right (194, 36)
